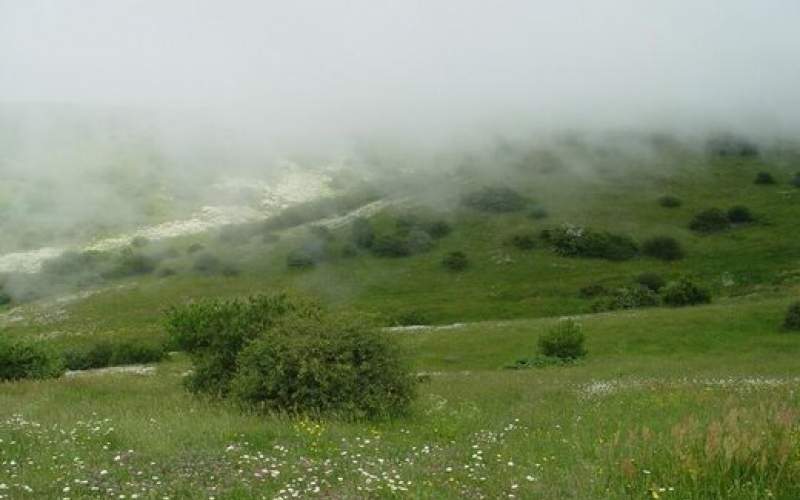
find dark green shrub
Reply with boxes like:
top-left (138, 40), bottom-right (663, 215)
top-left (593, 286), bottom-right (659, 312)
top-left (442, 251), bottom-right (469, 271)
top-left (754, 172), bottom-right (776, 185)
top-left (231, 314), bottom-right (417, 419)
top-left (392, 309), bottom-right (430, 326)
top-left (351, 217), bottom-right (375, 248)
top-left (0, 290), bottom-right (11, 306)
top-left (0, 336), bottom-right (64, 381)
top-left (579, 283), bottom-right (607, 298)
top-left (505, 355), bottom-right (578, 369)
top-left (193, 253), bottom-right (222, 273)
top-left (689, 208), bottom-right (729, 233)
top-left (658, 195), bottom-right (682, 208)
top-left (425, 220), bottom-right (452, 239)
top-left (509, 233), bottom-right (536, 250)
top-left (642, 236), bottom-right (685, 261)
top-left (157, 267), bottom-right (177, 278)
top-left (528, 206), bottom-right (549, 219)
top-left (538, 319), bottom-right (586, 360)
top-left (340, 244), bottom-right (358, 258)
top-left (636, 272), bottom-right (666, 292)
top-left (783, 302), bottom-right (800, 331)
top-left (109, 341), bottom-right (166, 366)
top-left (41, 250), bottom-right (109, 276)
top-left (64, 342), bottom-right (114, 370)
top-left (309, 225), bottom-right (334, 242)
top-left (661, 277), bottom-right (711, 307)
top-left (792, 173), bottom-right (800, 188)
top-left (286, 250), bottom-right (317, 269)
top-left (547, 225), bottom-right (638, 261)
top-left (371, 235), bottom-right (411, 258)
top-left (103, 250), bottom-right (157, 279)
top-left (461, 186), bottom-right (527, 213)
top-left (165, 294), bottom-right (318, 396)
top-left (706, 134), bottom-right (759, 157)
top-left (221, 264), bottom-right (241, 277)
top-left (727, 205), bottom-right (754, 224)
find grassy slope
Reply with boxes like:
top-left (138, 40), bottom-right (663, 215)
top-left (2, 144), bottom-right (800, 498)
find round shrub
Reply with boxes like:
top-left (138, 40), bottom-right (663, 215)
top-left (371, 235), bottom-right (411, 258)
top-left (231, 315), bottom-right (417, 419)
top-left (0, 336), bottom-right (64, 381)
top-left (425, 220), bottom-right (452, 239)
top-left (461, 186), bottom-right (527, 213)
top-left (792, 173), bottom-right (800, 188)
top-left (661, 277), bottom-right (711, 307)
top-left (754, 172), bottom-right (776, 185)
top-left (642, 236), bottom-right (685, 261)
top-left (658, 195), bottom-right (682, 208)
top-left (508, 233), bottom-right (536, 250)
top-left (689, 208), bottom-right (729, 233)
top-left (547, 225), bottom-right (638, 261)
top-left (538, 318), bottom-right (586, 360)
top-left (442, 251), bottom-right (469, 271)
top-left (784, 302), bottom-right (800, 331)
top-left (635, 272), bottom-right (666, 292)
top-left (727, 205), bottom-right (754, 224)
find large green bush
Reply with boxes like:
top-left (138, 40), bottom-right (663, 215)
top-left (642, 236), bottom-right (685, 261)
top-left (231, 315), bottom-right (417, 419)
top-left (784, 302), bottom-right (800, 331)
top-left (537, 319), bottom-right (586, 360)
top-left (689, 208), bottom-right (729, 233)
top-left (661, 277), bottom-right (711, 307)
top-left (165, 294), bottom-right (319, 396)
top-left (0, 336), bottom-right (64, 381)
top-left (461, 186), bottom-right (527, 213)
top-left (545, 225), bottom-right (638, 261)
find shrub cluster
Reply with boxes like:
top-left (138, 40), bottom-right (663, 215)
top-left (591, 285), bottom-right (660, 312)
top-left (658, 195), bottom-right (682, 208)
top-left (642, 236), bottom-right (685, 261)
top-left (264, 191), bottom-right (380, 231)
top-left (792, 173), bottom-right (800, 188)
top-left (441, 251), bottom-right (469, 271)
top-left (0, 336), bottom-right (64, 381)
top-left (63, 340), bottom-right (166, 371)
top-left (461, 186), bottom-right (528, 213)
top-left (635, 272), bottom-right (666, 292)
top-left (661, 277), bottom-right (711, 307)
top-left (784, 302), bottom-right (800, 331)
top-left (166, 294), bottom-right (416, 418)
top-left (362, 213), bottom-right (450, 259)
top-left (727, 205), bottom-right (754, 224)
top-left (538, 319), bottom-right (586, 360)
top-left (543, 225), bottom-right (638, 261)
top-left (508, 233), bottom-right (536, 251)
top-left (690, 206), bottom-right (755, 232)
top-left (754, 172), bottom-right (776, 185)
top-left (706, 134), bottom-right (760, 157)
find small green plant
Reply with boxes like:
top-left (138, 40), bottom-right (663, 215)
top-left (727, 205), bottom-right (754, 224)
top-left (0, 336), bottom-right (64, 381)
top-left (658, 195), bottom-right (682, 208)
top-left (661, 277), bottom-right (711, 307)
top-left (642, 236), bottom-right (685, 261)
top-left (231, 314), bottom-right (417, 419)
top-left (537, 319), bottom-right (586, 360)
top-left (784, 302), bottom-right (800, 331)
top-left (442, 251), bottom-right (469, 271)
top-left (754, 172), bottom-right (776, 185)
top-left (635, 272), bottom-right (666, 292)
top-left (689, 208), bottom-right (729, 233)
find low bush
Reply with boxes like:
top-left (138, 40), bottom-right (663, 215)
top-left (689, 208), bottom-right (729, 233)
top-left (661, 277), bottom-right (711, 307)
top-left (0, 290), bottom-right (11, 306)
top-left (231, 314), bottom-right (417, 419)
top-left (528, 206), bottom-right (549, 219)
top-left (371, 235), bottom-right (411, 258)
top-left (592, 286), bottom-right (660, 312)
top-left (754, 172), bottom-right (776, 185)
top-left (63, 342), bottom-right (114, 370)
top-left (41, 250), bottom-right (109, 277)
top-left (406, 229), bottom-right (434, 254)
top-left (642, 236), bottom-right (685, 261)
top-left (351, 218), bottom-right (375, 249)
top-left (579, 283), bottom-right (607, 298)
top-left (461, 186), bottom-right (527, 213)
top-left (505, 355), bottom-right (578, 369)
top-left (658, 195), bottom-right (682, 208)
top-left (103, 250), bottom-right (158, 279)
top-left (425, 220), bottom-right (452, 239)
top-left (442, 251), bottom-right (469, 271)
top-left (166, 294), bottom-right (319, 396)
top-left (193, 253), bottom-right (222, 274)
top-left (508, 233), bottom-right (536, 251)
top-left (706, 134), bottom-right (759, 157)
top-left (391, 310), bottom-right (431, 326)
top-left (264, 191), bottom-right (380, 231)
top-left (545, 225), bottom-right (638, 261)
top-left (635, 272), bottom-right (666, 292)
top-left (792, 173), bottom-right (800, 188)
top-left (727, 205), bottom-right (754, 224)
top-left (784, 302), bottom-right (800, 331)
top-left (109, 341), bottom-right (166, 366)
top-left (0, 336), bottom-right (64, 381)
top-left (538, 319), bottom-right (586, 360)
top-left (286, 250), bottom-right (317, 269)
top-left (157, 267), bottom-right (177, 278)
top-left (221, 264), bottom-right (241, 277)
top-left (64, 340), bottom-right (166, 370)
top-left (186, 243), bottom-right (205, 254)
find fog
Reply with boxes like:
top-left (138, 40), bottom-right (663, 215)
top-left (1, 1), bottom-right (799, 265)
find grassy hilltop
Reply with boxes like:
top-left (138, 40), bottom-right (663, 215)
top-left (2, 135), bottom-right (800, 498)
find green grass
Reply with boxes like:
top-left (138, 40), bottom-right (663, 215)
top-left (2, 143), bottom-right (800, 498)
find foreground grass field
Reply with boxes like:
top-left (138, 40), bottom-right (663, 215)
top-left (2, 296), bottom-right (800, 499)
